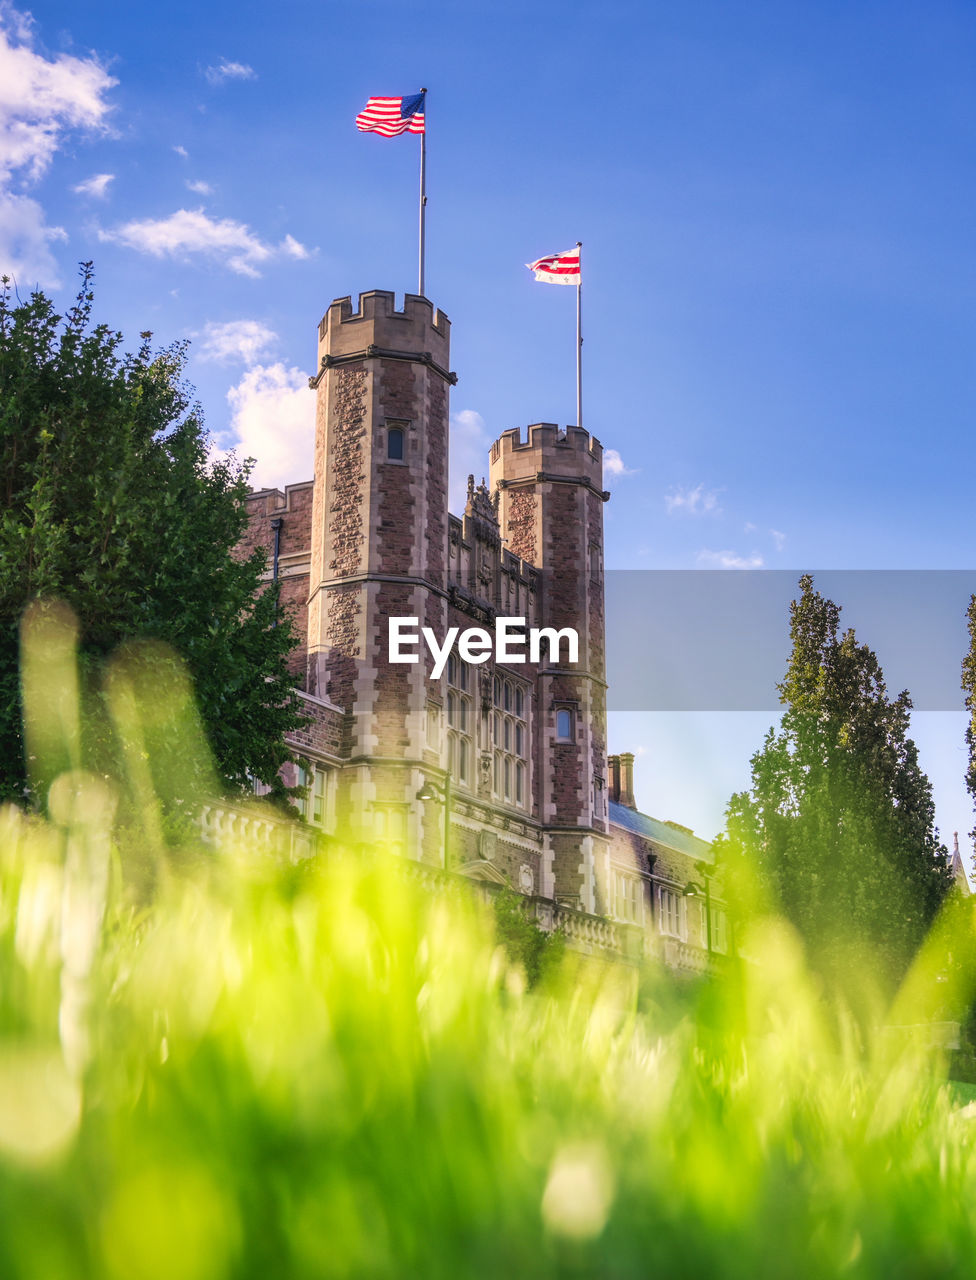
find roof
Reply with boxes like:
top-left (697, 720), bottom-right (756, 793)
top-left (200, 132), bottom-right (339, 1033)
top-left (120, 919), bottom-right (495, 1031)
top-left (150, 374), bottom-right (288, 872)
top-left (609, 800), bottom-right (714, 864)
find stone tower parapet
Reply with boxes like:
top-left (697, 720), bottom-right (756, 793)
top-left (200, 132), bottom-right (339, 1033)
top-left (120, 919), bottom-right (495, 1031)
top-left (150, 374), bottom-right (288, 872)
top-left (316, 290), bottom-right (451, 375)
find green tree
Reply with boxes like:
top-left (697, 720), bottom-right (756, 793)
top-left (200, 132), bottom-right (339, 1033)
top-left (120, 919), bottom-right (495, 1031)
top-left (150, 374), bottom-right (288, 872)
top-left (961, 595), bottom-right (976, 851)
top-left (720, 575), bottom-right (952, 992)
top-left (0, 266), bottom-right (304, 807)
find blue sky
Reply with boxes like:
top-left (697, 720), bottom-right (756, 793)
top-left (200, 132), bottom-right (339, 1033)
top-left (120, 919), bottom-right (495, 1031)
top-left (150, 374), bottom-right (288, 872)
top-left (3, 0), bottom-right (975, 868)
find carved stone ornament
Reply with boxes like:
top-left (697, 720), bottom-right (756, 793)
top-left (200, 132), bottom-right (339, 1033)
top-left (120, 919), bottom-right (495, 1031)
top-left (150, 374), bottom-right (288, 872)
top-left (519, 864), bottom-right (534, 893)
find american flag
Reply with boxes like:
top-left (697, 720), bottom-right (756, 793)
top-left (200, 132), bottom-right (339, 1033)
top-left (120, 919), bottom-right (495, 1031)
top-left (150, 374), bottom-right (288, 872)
top-left (526, 247), bottom-right (581, 285)
top-left (355, 92), bottom-right (426, 136)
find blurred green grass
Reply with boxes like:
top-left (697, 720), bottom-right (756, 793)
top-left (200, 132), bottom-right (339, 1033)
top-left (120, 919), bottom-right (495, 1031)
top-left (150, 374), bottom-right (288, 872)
top-left (3, 606), bottom-right (976, 1278)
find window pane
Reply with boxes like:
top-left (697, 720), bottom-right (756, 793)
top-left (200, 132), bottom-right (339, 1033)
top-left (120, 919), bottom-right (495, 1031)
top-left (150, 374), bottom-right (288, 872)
top-left (556, 709), bottom-right (572, 740)
top-left (387, 428), bottom-right (404, 460)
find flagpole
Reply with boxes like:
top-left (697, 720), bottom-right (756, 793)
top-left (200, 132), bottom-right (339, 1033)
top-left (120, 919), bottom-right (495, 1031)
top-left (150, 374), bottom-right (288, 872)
top-left (418, 88), bottom-right (428, 296)
top-left (576, 240), bottom-right (583, 428)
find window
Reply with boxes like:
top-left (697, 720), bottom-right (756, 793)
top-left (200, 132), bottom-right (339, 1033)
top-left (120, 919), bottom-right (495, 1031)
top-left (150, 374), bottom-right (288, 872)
top-left (387, 427), bottom-right (404, 460)
top-left (701, 906), bottom-right (728, 954)
top-left (614, 872), bottom-right (643, 924)
top-left (590, 544), bottom-right (602, 582)
top-left (447, 657), bottom-right (474, 791)
top-left (492, 676), bottom-right (529, 810)
top-left (374, 804), bottom-right (407, 856)
top-left (659, 888), bottom-right (684, 938)
top-left (593, 776), bottom-right (605, 819)
top-left (298, 763), bottom-right (331, 828)
top-left (556, 709), bottom-right (573, 741)
top-left (425, 703), bottom-right (441, 751)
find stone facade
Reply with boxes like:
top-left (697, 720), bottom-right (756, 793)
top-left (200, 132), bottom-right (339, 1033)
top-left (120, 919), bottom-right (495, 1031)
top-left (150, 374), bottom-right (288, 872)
top-left (242, 289), bottom-right (725, 967)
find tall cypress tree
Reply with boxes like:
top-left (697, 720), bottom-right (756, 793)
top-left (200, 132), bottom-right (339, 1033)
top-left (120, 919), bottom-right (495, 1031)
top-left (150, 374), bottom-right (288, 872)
top-left (962, 596), bottom-right (976, 851)
top-left (722, 575), bottom-right (952, 989)
top-left (0, 266), bottom-right (304, 807)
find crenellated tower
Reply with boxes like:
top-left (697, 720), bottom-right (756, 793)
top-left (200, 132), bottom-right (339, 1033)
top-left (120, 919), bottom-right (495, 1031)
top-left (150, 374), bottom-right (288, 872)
top-left (490, 424), bottom-right (610, 911)
top-left (306, 290), bottom-right (456, 845)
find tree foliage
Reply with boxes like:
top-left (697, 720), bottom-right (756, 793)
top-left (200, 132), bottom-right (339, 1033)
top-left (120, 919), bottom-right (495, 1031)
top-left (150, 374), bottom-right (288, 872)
top-left (719, 575), bottom-right (952, 991)
top-left (0, 266), bottom-right (304, 807)
top-left (961, 595), bottom-right (976, 850)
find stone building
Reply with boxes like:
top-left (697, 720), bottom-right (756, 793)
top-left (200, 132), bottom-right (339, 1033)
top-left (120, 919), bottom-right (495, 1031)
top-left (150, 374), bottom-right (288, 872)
top-left (239, 288), bottom-right (726, 968)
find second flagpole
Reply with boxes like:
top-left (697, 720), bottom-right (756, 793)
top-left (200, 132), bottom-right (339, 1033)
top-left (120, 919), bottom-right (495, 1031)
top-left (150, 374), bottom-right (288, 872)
top-left (418, 88), bottom-right (428, 296)
top-left (576, 241), bottom-right (583, 428)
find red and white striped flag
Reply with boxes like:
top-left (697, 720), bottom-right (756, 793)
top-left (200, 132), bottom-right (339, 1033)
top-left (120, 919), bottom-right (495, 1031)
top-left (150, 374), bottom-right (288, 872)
top-left (526, 247), bottom-right (581, 285)
top-left (356, 92), bottom-right (426, 136)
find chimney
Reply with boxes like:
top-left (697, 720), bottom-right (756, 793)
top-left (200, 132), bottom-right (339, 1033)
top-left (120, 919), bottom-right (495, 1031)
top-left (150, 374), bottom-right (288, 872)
top-left (618, 752), bottom-right (636, 809)
top-left (608, 754), bottom-right (621, 803)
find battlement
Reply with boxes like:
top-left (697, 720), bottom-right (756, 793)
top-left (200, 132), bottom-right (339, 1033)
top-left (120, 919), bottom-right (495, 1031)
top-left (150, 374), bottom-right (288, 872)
top-left (317, 290), bottom-right (450, 367)
top-left (489, 423), bottom-right (604, 486)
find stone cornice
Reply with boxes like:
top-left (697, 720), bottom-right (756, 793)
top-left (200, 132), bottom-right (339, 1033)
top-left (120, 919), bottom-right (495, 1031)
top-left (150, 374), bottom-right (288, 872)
top-left (308, 345), bottom-right (458, 389)
top-left (496, 473), bottom-right (610, 502)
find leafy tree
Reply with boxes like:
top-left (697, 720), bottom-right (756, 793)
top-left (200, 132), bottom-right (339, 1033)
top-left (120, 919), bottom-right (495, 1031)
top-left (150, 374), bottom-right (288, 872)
top-left (719, 575), bottom-right (952, 992)
top-left (961, 595), bottom-right (976, 851)
top-left (0, 266), bottom-right (304, 807)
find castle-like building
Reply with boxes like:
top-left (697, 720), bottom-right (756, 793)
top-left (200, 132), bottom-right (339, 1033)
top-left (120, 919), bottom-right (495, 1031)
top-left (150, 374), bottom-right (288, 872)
top-left (239, 290), bottom-right (725, 968)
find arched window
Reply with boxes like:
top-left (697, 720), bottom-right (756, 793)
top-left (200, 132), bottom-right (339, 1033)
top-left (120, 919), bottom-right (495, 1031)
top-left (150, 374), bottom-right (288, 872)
top-left (387, 427), bottom-right (404, 460)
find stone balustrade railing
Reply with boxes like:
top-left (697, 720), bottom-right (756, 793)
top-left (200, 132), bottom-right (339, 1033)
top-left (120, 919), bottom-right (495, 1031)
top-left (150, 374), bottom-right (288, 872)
top-left (196, 802), bottom-right (713, 970)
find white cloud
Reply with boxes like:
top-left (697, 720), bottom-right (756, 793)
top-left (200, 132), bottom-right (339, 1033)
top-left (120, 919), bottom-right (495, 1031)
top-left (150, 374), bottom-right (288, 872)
top-left (173, 144), bottom-right (188, 158)
top-left (72, 171), bottom-right (113, 198)
top-left (185, 178), bottom-right (213, 196)
top-left (98, 208), bottom-right (310, 277)
top-left (603, 448), bottom-right (637, 480)
top-left (281, 233), bottom-right (309, 260)
top-left (744, 521), bottom-right (757, 533)
top-left (0, 7), bottom-right (116, 284)
top-left (204, 59), bottom-right (256, 86)
top-left (221, 363), bottom-right (314, 491)
top-left (665, 483), bottom-right (722, 516)
top-left (770, 528), bottom-right (786, 551)
top-left (697, 549), bottom-right (765, 570)
top-left (449, 408), bottom-right (493, 512)
top-left (0, 190), bottom-right (65, 286)
top-left (0, 8), bottom-right (116, 184)
top-left (199, 319), bottom-right (277, 366)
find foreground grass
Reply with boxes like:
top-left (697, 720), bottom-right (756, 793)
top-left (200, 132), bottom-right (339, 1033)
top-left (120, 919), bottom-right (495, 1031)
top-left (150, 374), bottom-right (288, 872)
top-left (4, 606), bottom-right (976, 1278)
top-left (1, 787), bottom-right (976, 1280)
